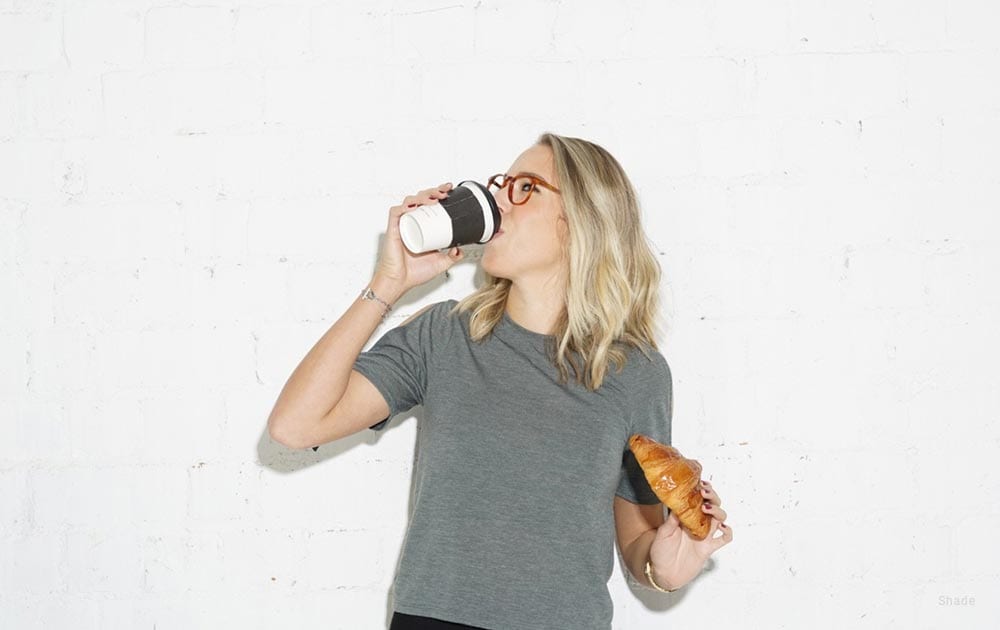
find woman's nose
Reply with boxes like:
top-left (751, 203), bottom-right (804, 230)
top-left (493, 191), bottom-right (512, 214)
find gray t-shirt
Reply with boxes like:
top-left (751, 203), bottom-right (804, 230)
top-left (352, 299), bottom-right (673, 630)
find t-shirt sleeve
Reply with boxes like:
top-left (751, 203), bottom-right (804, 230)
top-left (616, 349), bottom-right (673, 504)
top-left (352, 299), bottom-right (457, 432)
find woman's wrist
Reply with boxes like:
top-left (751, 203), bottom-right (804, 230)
top-left (644, 559), bottom-right (680, 592)
top-left (367, 274), bottom-right (407, 309)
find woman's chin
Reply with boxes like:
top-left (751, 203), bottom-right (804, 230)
top-left (480, 252), bottom-right (505, 279)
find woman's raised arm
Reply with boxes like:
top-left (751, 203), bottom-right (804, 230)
top-left (266, 183), bottom-right (463, 448)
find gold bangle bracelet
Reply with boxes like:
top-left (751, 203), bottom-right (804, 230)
top-left (644, 560), bottom-right (677, 593)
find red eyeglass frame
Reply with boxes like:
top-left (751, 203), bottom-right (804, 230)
top-left (486, 173), bottom-right (562, 205)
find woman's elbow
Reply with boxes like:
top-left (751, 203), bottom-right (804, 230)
top-left (268, 415), bottom-right (309, 449)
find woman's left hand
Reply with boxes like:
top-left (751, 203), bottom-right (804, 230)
top-left (646, 480), bottom-right (733, 591)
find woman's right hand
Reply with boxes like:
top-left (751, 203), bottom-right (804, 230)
top-left (372, 182), bottom-right (465, 298)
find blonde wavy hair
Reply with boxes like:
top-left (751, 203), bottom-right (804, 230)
top-left (450, 132), bottom-right (663, 391)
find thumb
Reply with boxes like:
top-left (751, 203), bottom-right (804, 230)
top-left (434, 247), bottom-right (463, 274)
top-left (445, 246), bottom-right (464, 264)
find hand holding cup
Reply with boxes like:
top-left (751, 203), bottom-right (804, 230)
top-left (372, 183), bottom-right (466, 301)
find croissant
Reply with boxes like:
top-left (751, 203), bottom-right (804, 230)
top-left (628, 434), bottom-right (711, 540)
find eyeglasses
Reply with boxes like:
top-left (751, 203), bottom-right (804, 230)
top-left (487, 173), bottom-right (561, 206)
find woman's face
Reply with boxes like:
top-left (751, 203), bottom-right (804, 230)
top-left (481, 144), bottom-right (568, 286)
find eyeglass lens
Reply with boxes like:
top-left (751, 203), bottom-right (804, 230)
top-left (489, 175), bottom-right (535, 204)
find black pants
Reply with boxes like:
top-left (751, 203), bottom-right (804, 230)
top-left (389, 611), bottom-right (489, 630)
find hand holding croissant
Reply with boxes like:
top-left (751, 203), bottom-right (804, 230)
top-left (628, 434), bottom-right (734, 591)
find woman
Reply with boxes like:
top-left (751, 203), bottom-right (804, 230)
top-left (267, 133), bottom-right (733, 629)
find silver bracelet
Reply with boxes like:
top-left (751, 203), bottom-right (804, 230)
top-left (360, 286), bottom-right (392, 319)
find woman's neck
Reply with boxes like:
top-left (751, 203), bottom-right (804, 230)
top-left (506, 275), bottom-right (565, 336)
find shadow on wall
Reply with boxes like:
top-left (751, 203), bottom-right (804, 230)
top-left (256, 406), bottom-right (426, 629)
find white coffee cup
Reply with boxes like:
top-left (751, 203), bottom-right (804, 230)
top-left (399, 180), bottom-right (501, 253)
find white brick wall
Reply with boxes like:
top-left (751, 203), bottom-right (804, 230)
top-left (2, 0), bottom-right (998, 628)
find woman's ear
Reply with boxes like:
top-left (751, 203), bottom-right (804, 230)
top-left (556, 214), bottom-right (568, 237)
